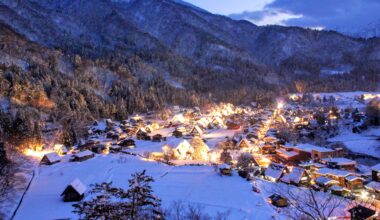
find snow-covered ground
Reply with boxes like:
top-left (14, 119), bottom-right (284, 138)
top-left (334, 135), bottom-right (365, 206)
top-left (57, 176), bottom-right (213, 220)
top-left (14, 154), bottom-right (282, 220)
top-left (329, 127), bottom-right (380, 159)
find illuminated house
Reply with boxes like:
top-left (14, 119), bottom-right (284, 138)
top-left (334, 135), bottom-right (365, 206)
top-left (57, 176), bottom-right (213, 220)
top-left (190, 125), bottom-right (203, 137)
top-left (321, 157), bottom-right (357, 171)
top-left (264, 162), bottom-right (286, 182)
top-left (280, 167), bottom-right (309, 186)
top-left (237, 138), bottom-right (251, 149)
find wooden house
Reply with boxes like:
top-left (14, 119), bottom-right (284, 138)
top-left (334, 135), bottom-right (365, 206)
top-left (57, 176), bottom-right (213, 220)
top-left (348, 205), bottom-right (377, 220)
top-left (61, 179), bottom-right (86, 202)
top-left (314, 168), bottom-right (359, 188)
top-left (294, 144), bottom-right (337, 160)
top-left (365, 181), bottom-right (380, 200)
top-left (329, 185), bottom-right (350, 197)
top-left (41, 152), bottom-right (61, 165)
top-left (58, 145), bottom-right (68, 155)
top-left (321, 157), bottom-right (356, 171)
top-left (152, 134), bottom-right (165, 142)
top-left (345, 176), bottom-right (364, 190)
top-left (314, 176), bottom-right (339, 191)
top-left (268, 194), bottom-right (288, 207)
top-left (371, 164), bottom-right (380, 182)
top-left (136, 128), bottom-right (150, 140)
top-left (260, 144), bottom-right (276, 154)
top-left (264, 163), bottom-right (286, 182)
top-left (237, 138), bottom-right (251, 149)
top-left (219, 164), bottom-right (232, 176)
top-left (109, 145), bottom-right (121, 153)
top-left (190, 125), bottom-right (203, 137)
top-left (280, 167), bottom-right (309, 186)
top-left (71, 150), bottom-right (95, 162)
top-left (119, 139), bottom-right (135, 149)
top-left (91, 144), bottom-right (107, 154)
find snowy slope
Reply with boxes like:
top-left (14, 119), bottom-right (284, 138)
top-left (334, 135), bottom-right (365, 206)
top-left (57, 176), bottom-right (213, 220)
top-left (14, 154), bottom-right (281, 220)
top-left (329, 127), bottom-right (380, 159)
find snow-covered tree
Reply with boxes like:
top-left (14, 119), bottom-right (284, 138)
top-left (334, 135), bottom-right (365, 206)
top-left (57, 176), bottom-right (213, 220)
top-left (219, 150), bottom-right (232, 164)
top-left (73, 182), bottom-right (130, 220)
top-left (236, 153), bottom-right (254, 171)
top-left (126, 170), bottom-right (163, 219)
top-left (73, 170), bottom-right (163, 220)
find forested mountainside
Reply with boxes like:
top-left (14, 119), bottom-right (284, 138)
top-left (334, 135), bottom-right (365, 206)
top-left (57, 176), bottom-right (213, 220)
top-left (0, 0), bottom-right (379, 146)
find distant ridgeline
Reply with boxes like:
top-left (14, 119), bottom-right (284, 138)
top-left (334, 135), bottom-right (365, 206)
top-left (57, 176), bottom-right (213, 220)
top-left (0, 0), bottom-right (379, 146)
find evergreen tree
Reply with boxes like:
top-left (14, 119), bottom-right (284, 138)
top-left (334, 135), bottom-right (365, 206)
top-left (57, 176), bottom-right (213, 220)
top-left (126, 170), bottom-right (163, 220)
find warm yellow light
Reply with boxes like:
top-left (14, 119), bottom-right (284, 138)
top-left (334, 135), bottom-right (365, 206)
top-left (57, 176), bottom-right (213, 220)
top-left (277, 101), bottom-right (285, 109)
top-left (23, 149), bottom-right (52, 158)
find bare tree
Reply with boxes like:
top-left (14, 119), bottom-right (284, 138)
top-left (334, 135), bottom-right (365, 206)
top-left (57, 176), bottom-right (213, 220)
top-left (272, 185), bottom-right (346, 220)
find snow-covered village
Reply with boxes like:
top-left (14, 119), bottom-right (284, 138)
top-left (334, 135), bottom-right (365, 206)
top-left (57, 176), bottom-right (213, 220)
top-left (0, 91), bottom-right (378, 219)
top-left (1, 0), bottom-right (380, 220)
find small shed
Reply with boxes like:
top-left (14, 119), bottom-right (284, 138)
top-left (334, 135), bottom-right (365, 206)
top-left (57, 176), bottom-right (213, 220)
top-left (219, 164), bottom-right (232, 176)
top-left (109, 145), bottom-right (121, 153)
top-left (41, 152), bottom-right (61, 165)
top-left (61, 179), bottom-right (86, 202)
top-left (268, 194), bottom-right (288, 207)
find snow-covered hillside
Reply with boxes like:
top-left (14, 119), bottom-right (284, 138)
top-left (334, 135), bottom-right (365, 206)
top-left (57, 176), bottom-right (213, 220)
top-left (14, 154), bottom-right (280, 220)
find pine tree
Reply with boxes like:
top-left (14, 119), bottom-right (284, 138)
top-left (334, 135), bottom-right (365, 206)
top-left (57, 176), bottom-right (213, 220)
top-left (126, 170), bottom-right (163, 220)
top-left (73, 182), bottom-right (130, 220)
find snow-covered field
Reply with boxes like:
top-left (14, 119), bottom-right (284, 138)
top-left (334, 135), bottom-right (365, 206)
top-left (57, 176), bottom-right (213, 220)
top-left (14, 154), bottom-right (281, 220)
top-left (329, 127), bottom-right (380, 159)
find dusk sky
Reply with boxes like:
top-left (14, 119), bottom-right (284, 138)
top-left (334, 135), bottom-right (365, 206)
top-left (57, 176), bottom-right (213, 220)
top-left (184, 0), bottom-right (380, 36)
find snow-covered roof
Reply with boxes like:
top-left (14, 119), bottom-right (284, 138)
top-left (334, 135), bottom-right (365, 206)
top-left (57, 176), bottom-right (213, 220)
top-left (265, 163), bottom-right (285, 180)
top-left (281, 167), bottom-right (305, 183)
top-left (69, 179), bottom-right (86, 195)
top-left (276, 149), bottom-right (299, 159)
top-left (329, 185), bottom-right (345, 191)
top-left (315, 176), bottom-right (338, 186)
top-left (75, 150), bottom-right (94, 158)
top-left (371, 163), bottom-right (380, 172)
top-left (43, 152), bottom-right (60, 163)
top-left (322, 157), bottom-right (356, 166)
top-left (365, 181), bottom-right (380, 191)
top-left (345, 175), bottom-right (363, 182)
top-left (299, 162), bottom-right (326, 168)
top-left (219, 164), bottom-right (231, 169)
top-left (315, 168), bottom-right (356, 177)
top-left (295, 143), bottom-right (334, 153)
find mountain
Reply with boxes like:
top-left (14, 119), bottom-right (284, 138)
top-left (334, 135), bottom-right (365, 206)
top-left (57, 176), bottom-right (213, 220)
top-left (0, 0), bottom-right (379, 145)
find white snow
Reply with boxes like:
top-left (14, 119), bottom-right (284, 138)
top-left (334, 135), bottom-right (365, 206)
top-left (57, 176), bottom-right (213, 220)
top-left (14, 154), bottom-right (281, 220)
top-left (43, 152), bottom-right (61, 164)
top-left (328, 127), bottom-right (380, 158)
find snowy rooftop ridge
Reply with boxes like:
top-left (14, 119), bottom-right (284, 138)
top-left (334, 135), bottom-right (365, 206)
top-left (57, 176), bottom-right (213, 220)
top-left (43, 152), bottom-right (61, 163)
top-left (69, 179), bottom-right (86, 195)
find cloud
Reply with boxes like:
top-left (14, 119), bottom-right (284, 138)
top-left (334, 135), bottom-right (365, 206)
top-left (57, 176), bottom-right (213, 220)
top-left (183, 0), bottom-right (275, 15)
top-left (229, 0), bottom-right (380, 37)
top-left (233, 9), bottom-right (303, 26)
